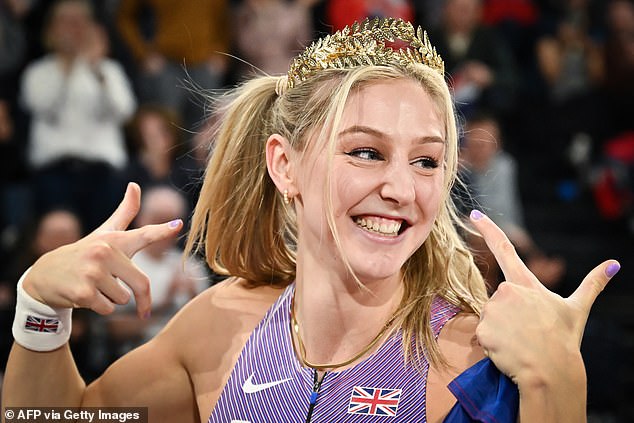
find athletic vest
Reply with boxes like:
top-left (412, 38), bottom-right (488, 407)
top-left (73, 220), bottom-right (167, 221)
top-left (208, 284), bottom-right (461, 422)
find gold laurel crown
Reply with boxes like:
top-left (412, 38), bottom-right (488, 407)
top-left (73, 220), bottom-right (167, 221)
top-left (286, 17), bottom-right (444, 89)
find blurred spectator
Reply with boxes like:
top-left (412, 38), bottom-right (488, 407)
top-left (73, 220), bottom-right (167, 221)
top-left (117, 0), bottom-right (231, 131)
top-left (123, 104), bottom-right (201, 218)
top-left (590, 1), bottom-right (634, 227)
top-left (0, 208), bottom-right (88, 386)
top-left (190, 112), bottom-right (217, 168)
top-left (523, 0), bottom-right (607, 187)
top-left (1, 0), bottom-right (31, 267)
top-left (480, 0), bottom-right (539, 71)
top-left (106, 186), bottom-right (208, 357)
top-left (535, 0), bottom-right (603, 104)
top-left (10, 208), bottom-right (83, 280)
top-left (19, 0), bottom-right (136, 232)
top-left (0, 0), bottom-right (27, 81)
top-left (602, 0), bottom-right (634, 136)
top-left (233, 0), bottom-right (312, 79)
top-left (429, 0), bottom-right (518, 118)
top-left (417, 0), bottom-right (538, 50)
top-left (460, 112), bottom-right (565, 290)
top-left (591, 131), bottom-right (634, 227)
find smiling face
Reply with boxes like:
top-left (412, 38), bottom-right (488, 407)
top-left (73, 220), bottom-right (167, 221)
top-left (293, 78), bottom-right (446, 285)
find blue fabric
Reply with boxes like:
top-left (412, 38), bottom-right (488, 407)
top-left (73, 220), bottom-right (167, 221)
top-left (444, 358), bottom-right (519, 423)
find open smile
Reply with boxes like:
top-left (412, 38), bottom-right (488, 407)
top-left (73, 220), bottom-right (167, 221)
top-left (353, 215), bottom-right (410, 237)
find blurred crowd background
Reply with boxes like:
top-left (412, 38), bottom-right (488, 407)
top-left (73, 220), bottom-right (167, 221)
top-left (0, 0), bottom-right (632, 420)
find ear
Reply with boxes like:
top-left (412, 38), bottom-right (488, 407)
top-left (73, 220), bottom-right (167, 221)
top-left (265, 134), bottom-right (297, 196)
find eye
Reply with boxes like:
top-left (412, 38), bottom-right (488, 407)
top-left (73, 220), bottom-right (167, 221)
top-left (411, 157), bottom-right (439, 169)
top-left (345, 148), bottom-right (384, 161)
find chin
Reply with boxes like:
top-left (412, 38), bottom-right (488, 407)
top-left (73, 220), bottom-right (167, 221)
top-left (346, 258), bottom-right (406, 285)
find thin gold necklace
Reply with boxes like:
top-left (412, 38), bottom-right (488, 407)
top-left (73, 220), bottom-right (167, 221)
top-left (290, 293), bottom-right (399, 371)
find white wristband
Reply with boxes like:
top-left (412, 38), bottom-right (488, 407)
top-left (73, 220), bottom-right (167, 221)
top-left (12, 269), bottom-right (72, 352)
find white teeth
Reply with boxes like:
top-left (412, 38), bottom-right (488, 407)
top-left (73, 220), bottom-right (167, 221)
top-left (354, 217), bottom-right (402, 236)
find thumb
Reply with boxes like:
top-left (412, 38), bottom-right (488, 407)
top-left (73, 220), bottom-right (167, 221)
top-left (118, 219), bottom-right (183, 257)
top-left (98, 182), bottom-right (141, 232)
top-left (568, 260), bottom-right (620, 313)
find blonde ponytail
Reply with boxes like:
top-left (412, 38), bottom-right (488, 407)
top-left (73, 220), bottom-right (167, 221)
top-left (186, 76), bottom-right (296, 285)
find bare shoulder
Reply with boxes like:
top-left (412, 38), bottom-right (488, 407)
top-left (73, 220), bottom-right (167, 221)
top-left (165, 277), bottom-right (288, 419)
top-left (166, 277), bottom-right (286, 349)
top-left (167, 276), bottom-right (288, 367)
top-left (82, 278), bottom-right (287, 422)
top-left (426, 312), bottom-right (486, 423)
top-left (436, 312), bottom-right (484, 368)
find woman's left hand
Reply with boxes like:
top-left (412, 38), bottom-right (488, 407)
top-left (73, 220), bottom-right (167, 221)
top-left (470, 210), bottom-right (620, 390)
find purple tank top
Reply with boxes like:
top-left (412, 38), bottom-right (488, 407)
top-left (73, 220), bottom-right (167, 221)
top-left (208, 284), bottom-right (461, 422)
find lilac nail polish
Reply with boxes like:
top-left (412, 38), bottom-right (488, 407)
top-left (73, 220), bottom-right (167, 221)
top-left (606, 262), bottom-right (621, 278)
top-left (470, 210), bottom-right (484, 220)
top-left (143, 311), bottom-right (151, 319)
top-left (168, 219), bottom-right (182, 228)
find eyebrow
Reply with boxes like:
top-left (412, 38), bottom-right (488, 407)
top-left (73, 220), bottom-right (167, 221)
top-left (338, 125), bottom-right (446, 145)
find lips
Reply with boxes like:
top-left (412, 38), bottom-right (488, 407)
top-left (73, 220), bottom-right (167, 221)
top-left (353, 215), bottom-right (407, 236)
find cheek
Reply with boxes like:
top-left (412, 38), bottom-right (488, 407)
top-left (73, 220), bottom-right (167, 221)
top-left (334, 172), bottom-right (367, 216)
top-left (416, 174), bottom-right (445, 214)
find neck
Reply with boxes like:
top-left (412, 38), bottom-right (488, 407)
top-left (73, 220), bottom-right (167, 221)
top-left (292, 253), bottom-right (404, 370)
top-left (56, 54), bottom-right (76, 74)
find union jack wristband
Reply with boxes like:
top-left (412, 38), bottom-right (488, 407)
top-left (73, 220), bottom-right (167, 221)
top-left (12, 270), bottom-right (72, 352)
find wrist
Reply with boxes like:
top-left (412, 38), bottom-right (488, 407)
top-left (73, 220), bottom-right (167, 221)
top-left (12, 269), bottom-right (73, 352)
top-left (517, 351), bottom-right (587, 422)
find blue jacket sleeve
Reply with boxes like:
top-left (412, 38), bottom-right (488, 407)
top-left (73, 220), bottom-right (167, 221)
top-left (443, 358), bottom-right (519, 423)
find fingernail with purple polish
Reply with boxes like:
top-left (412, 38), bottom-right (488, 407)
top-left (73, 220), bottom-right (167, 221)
top-left (168, 219), bottom-right (182, 228)
top-left (470, 210), bottom-right (484, 221)
top-left (143, 311), bottom-right (151, 320)
top-left (606, 262), bottom-right (621, 278)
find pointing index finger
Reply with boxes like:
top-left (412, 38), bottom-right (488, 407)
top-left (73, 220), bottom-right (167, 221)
top-left (469, 210), bottom-right (539, 288)
top-left (114, 219), bottom-right (183, 257)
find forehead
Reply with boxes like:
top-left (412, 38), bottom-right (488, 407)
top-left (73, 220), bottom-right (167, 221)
top-left (339, 78), bottom-right (445, 141)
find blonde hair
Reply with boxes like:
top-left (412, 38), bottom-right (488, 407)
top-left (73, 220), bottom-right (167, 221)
top-left (186, 64), bottom-right (488, 368)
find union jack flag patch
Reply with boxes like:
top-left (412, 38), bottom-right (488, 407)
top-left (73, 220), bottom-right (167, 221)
top-left (348, 386), bottom-right (402, 417)
top-left (24, 315), bottom-right (60, 333)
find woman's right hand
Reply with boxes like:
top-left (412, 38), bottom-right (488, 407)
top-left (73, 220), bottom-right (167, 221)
top-left (22, 183), bottom-right (183, 319)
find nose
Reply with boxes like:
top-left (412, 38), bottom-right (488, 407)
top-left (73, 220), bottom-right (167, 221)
top-left (379, 161), bottom-right (416, 205)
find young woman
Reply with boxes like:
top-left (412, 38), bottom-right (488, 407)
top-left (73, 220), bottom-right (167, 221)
top-left (3, 18), bottom-right (619, 422)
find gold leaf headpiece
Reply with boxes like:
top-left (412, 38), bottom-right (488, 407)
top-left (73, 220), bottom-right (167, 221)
top-left (286, 17), bottom-right (444, 89)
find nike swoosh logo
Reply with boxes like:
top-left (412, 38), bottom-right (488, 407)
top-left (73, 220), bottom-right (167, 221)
top-left (241, 373), bottom-right (291, 394)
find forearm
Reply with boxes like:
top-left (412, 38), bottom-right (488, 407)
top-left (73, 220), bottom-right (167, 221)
top-left (2, 342), bottom-right (85, 408)
top-left (94, 63), bottom-right (136, 122)
top-left (518, 353), bottom-right (587, 422)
